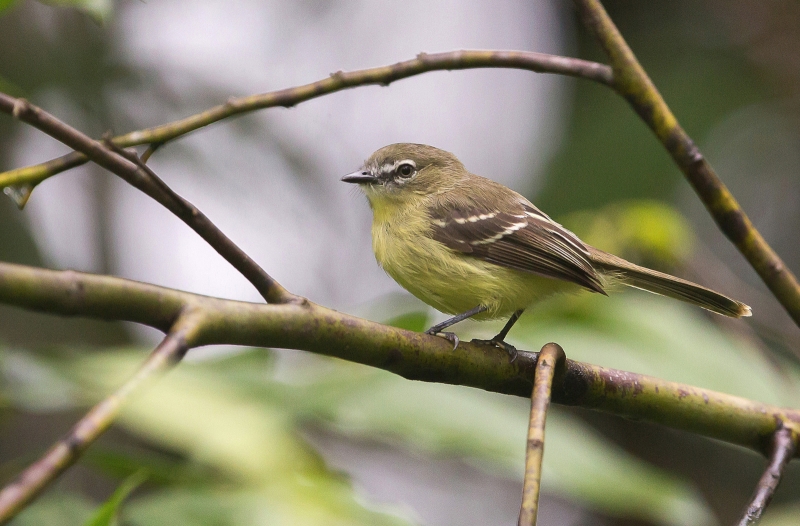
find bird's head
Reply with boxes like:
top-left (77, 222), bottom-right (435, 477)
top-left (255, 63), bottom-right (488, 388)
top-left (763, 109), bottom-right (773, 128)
top-left (342, 143), bottom-right (466, 205)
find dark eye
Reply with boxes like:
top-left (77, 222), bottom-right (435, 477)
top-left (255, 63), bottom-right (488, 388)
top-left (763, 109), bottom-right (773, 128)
top-left (397, 163), bottom-right (415, 177)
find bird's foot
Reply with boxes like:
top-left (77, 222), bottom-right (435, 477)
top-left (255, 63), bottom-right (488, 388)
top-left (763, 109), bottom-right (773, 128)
top-left (425, 328), bottom-right (460, 350)
top-left (471, 338), bottom-right (518, 363)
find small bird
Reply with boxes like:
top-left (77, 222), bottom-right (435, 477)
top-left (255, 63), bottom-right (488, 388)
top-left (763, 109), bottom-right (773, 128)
top-left (342, 143), bottom-right (751, 358)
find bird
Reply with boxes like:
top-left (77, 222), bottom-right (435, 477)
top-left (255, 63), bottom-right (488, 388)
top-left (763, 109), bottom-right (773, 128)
top-left (342, 143), bottom-right (751, 358)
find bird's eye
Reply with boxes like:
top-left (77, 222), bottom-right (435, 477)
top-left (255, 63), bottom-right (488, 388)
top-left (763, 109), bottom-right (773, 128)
top-left (397, 163), bottom-right (415, 178)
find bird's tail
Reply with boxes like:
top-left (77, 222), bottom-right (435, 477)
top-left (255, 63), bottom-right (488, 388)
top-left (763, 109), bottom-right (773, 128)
top-left (588, 247), bottom-right (751, 318)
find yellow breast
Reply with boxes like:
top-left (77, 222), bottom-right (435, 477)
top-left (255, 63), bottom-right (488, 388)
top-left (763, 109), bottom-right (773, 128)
top-left (370, 200), bottom-right (567, 319)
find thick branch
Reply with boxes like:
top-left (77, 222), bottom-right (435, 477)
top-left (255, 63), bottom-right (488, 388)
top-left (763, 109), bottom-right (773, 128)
top-left (0, 50), bottom-right (612, 189)
top-left (737, 427), bottom-right (798, 526)
top-left (573, 0), bottom-right (800, 327)
top-left (519, 343), bottom-right (565, 526)
top-left (1, 261), bottom-right (799, 458)
top-left (0, 310), bottom-right (205, 524)
top-left (0, 93), bottom-right (296, 305)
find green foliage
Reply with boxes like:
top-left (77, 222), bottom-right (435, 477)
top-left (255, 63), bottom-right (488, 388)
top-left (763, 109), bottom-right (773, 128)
top-left (562, 200), bottom-right (695, 267)
top-left (1, 339), bottom-right (719, 526)
top-left (34, 0), bottom-right (112, 24)
top-left (11, 493), bottom-right (94, 526)
top-left (761, 505), bottom-right (800, 526)
top-left (83, 471), bottom-right (147, 526)
top-left (0, 0), bottom-right (17, 15)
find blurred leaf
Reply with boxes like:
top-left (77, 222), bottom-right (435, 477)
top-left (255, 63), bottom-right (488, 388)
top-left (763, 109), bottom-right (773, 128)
top-left (562, 200), bottom-right (695, 267)
top-left (124, 483), bottom-right (413, 526)
top-left (0, 349), bottom-right (79, 411)
top-left (10, 493), bottom-right (94, 526)
top-left (83, 470), bottom-right (147, 526)
top-left (35, 0), bottom-right (112, 24)
top-left (384, 311), bottom-right (429, 333)
top-left (84, 447), bottom-right (214, 487)
top-left (283, 363), bottom-right (715, 526)
top-left (502, 293), bottom-right (798, 407)
top-left (0, 75), bottom-right (25, 99)
top-left (0, 0), bottom-right (17, 15)
top-left (54, 350), bottom-right (415, 526)
top-left (761, 505), bottom-right (800, 526)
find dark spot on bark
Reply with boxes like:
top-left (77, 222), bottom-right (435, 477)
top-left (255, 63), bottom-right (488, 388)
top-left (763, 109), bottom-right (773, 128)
top-left (527, 438), bottom-right (543, 450)
top-left (63, 434), bottom-right (83, 455)
top-left (385, 348), bottom-right (403, 367)
top-left (678, 389), bottom-right (689, 400)
top-left (702, 393), bottom-right (709, 404)
top-left (554, 365), bottom-right (591, 405)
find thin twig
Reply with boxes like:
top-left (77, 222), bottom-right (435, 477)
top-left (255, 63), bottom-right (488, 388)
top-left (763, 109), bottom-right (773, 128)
top-left (519, 343), bottom-right (565, 526)
top-left (737, 427), bottom-right (798, 526)
top-left (0, 50), bottom-right (612, 189)
top-left (0, 309), bottom-right (205, 525)
top-left (0, 93), bottom-right (299, 305)
top-left (573, 0), bottom-right (800, 328)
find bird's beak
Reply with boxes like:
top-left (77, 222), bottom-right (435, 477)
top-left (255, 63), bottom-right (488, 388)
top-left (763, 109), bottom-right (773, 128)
top-left (341, 170), bottom-right (377, 184)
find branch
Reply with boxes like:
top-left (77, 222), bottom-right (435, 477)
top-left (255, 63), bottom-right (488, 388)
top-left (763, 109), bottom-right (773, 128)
top-left (737, 427), bottom-right (798, 526)
top-left (1, 260), bottom-right (798, 458)
top-left (518, 343), bottom-right (565, 526)
top-left (0, 50), bottom-right (612, 190)
top-left (0, 93), bottom-right (298, 305)
top-left (0, 309), bottom-right (205, 524)
top-left (573, 0), bottom-right (800, 327)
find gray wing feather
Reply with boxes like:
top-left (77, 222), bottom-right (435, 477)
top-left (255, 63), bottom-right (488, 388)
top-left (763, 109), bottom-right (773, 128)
top-left (429, 200), bottom-right (605, 294)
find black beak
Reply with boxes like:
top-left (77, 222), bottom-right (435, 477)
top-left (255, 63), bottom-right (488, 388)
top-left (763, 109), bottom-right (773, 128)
top-left (341, 170), bottom-right (377, 184)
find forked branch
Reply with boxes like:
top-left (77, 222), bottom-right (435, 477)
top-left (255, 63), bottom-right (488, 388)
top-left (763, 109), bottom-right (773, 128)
top-left (0, 93), bottom-right (298, 305)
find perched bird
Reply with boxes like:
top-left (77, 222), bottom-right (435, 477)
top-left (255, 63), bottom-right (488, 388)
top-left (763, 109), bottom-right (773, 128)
top-left (343, 143), bottom-right (751, 357)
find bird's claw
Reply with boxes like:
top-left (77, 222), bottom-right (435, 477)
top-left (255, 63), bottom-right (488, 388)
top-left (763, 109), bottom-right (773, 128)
top-left (425, 329), bottom-right (460, 350)
top-left (471, 338), bottom-right (518, 363)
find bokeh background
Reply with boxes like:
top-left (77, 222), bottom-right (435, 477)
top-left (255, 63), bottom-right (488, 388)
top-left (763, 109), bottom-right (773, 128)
top-left (1, 1), bottom-right (799, 525)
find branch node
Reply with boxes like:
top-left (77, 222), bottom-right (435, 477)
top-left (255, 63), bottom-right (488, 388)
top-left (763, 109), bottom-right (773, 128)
top-left (11, 97), bottom-right (30, 119)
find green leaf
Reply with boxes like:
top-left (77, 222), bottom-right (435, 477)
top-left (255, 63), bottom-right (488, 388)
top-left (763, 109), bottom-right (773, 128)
top-left (124, 484), bottom-right (413, 526)
top-left (83, 471), bottom-right (147, 526)
top-left (562, 200), bottom-right (695, 267)
top-left (286, 364), bottom-right (715, 526)
top-left (0, 0), bottom-right (19, 16)
top-left (58, 350), bottom-right (416, 526)
top-left (0, 349), bottom-right (80, 411)
top-left (384, 311), bottom-right (429, 332)
top-left (34, 0), bottom-right (113, 24)
top-left (10, 493), bottom-right (94, 526)
top-left (760, 504), bottom-right (800, 526)
top-left (504, 293), bottom-right (797, 407)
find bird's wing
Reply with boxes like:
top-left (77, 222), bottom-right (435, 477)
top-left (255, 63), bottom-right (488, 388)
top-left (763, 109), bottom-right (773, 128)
top-left (428, 197), bottom-right (605, 294)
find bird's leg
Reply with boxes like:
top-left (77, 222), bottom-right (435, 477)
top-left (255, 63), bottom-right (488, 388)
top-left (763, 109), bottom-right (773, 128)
top-left (425, 305), bottom-right (487, 350)
top-left (472, 309), bottom-right (524, 362)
